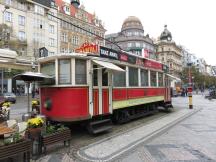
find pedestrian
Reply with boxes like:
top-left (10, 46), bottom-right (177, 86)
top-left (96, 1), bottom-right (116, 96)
top-left (185, 88), bottom-right (188, 96)
top-left (32, 89), bottom-right (35, 98)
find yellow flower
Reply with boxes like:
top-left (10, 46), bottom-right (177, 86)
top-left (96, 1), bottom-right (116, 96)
top-left (27, 117), bottom-right (44, 128)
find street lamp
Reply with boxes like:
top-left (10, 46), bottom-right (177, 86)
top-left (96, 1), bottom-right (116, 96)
top-left (187, 63), bottom-right (193, 109)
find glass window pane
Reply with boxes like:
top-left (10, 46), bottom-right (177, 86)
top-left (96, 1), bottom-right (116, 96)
top-left (75, 59), bottom-right (86, 84)
top-left (102, 69), bottom-right (108, 86)
top-left (158, 73), bottom-right (163, 87)
top-left (150, 71), bottom-right (157, 87)
top-left (141, 69), bottom-right (148, 86)
top-left (59, 59), bottom-right (71, 84)
top-left (113, 67), bottom-right (126, 87)
top-left (41, 62), bottom-right (55, 85)
top-left (93, 65), bottom-right (98, 86)
top-left (129, 67), bottom-right (138, 87)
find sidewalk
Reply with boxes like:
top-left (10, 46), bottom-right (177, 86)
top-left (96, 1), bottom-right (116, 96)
top-left (77, 108), bottom-right (200, 161)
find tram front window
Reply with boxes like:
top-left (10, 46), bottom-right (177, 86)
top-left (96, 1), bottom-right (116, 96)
top-left (59, 59), bottom-right (71, 84)
top-left (75, 59), bottom-right (87, 85)
top-left (41, 62), bottom-right (55, 85)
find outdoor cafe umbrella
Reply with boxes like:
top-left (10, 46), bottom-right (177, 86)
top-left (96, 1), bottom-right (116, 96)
top-left (13, 72), bottom-right (53, 113)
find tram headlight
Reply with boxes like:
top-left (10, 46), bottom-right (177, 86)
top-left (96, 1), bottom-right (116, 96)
top-left (44, 98), bottom-right (52, 111)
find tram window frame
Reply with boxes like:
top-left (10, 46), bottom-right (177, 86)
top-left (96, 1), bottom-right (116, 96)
top-left (158, 72), bottom-right (164, 87)
top-left (40, 61), bottom-right (55, 85)
top-left (58, 59), bottom-right (71, 85)
top-left (141, 69), bottom-right (148, 87)
top-left (113, 66), bottom-right (126, 87)
top-left (129, 67), bottom-right (138, 87)
top-left (75, 59), bottom-right (87, 85)
top-left (150, 71), bottom-right (157, 87)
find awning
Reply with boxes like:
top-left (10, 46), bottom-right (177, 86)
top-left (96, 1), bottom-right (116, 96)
top-left (166, 74), bottom-right (181, 81)
top-left (13, 71), bottom-right (53, 82)
top-left (92, 60), bottom-right (125, 72)
top-left (0, 48), bottom-right (17, 59)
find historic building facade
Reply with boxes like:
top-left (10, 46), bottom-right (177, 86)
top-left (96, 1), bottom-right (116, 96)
top-left (0, 0), bottom-right (57, 93)
top-left (55, 0), bottom-right (106, 54)
top-left (0, 0), bottom-right (58, 61)
top-left (156, 25), bottom-right (183, 78)
top-left (105, 16), bottom-right (156, 60)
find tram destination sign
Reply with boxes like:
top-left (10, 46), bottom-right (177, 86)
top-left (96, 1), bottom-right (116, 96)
top-left (100, 46), bottom-right (119, 60)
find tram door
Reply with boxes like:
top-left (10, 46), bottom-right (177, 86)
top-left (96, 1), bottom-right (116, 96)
top-left (92, 65), bottom-right (113, 116)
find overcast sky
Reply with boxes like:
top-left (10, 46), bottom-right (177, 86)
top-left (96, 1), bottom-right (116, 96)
top-left (81, 0), bottom-right (216, 65)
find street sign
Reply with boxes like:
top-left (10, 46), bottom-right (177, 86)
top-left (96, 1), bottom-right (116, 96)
top-left (39, 47), bottom-right (48, 57)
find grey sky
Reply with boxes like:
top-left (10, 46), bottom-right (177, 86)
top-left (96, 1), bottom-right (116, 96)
top-left (82, 0), bottom-right (216, 65)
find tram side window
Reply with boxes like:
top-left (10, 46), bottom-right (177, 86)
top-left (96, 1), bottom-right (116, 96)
top-left (75, 59), bottom-right (87, 84)
top-left (150, 71), bottom-right (157, 87)
top-left (93, 65), bottom-right (98, 86)
top-left (141, 69), bottom-right (148, 87)
top-left (59, 59), bottom-right (71, 84)
top-left (158, 73), bottom-right (163, 87)
top-left (113, 67), bottom-right (126, 87)
top-left (102, 69), bottom-right (108, 86)
top-left (41, 62), bottom-right (55, 85)
top-left (129, 67), bottom-right (138, 87)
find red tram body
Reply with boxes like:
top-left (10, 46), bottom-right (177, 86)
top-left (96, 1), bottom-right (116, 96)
top-left (39, 46), bottom-right (173, 133)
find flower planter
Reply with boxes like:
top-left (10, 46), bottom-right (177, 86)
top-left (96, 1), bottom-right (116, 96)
top-left (26, 127), bottom-right (42, 140)
top-left (41, 128), bottom-right (71, 153)
top-left (0, 139), bottom-right (32, 162)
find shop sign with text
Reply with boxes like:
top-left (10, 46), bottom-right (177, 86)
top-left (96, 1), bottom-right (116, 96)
top-left (100, 46), bottom-right (119, 60)
top-left (75, 43), bottom-right (99, 54)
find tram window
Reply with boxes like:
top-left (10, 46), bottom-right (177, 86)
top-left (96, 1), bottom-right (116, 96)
top-left (113, 67), bottom-right (126, 87)
top-left (129, 67), bottom-right (138, 87)
top-left (59, 59), bottom-right (71, 84)
top-left (158, 73), bottom-right (163, 86)
top-left (102, 69), bottom-right (108, 86)
top-left (150, 71), bottom-right (157, 87)
top-left (141, 69), bottom-right (148, 86)
top-left (41, 62), bottom-right (55, 85)
top-left (75, 59), bottom-right (87, 84)
top-left (93, 65), bottom-right (98, 86)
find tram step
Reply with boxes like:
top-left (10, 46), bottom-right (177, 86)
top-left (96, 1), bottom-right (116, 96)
top-left (165, 103), bottom-right (173, 108)
top-left (87, 119), bottom-right (113, 134)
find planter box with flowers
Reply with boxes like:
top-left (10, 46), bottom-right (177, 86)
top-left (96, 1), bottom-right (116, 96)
top-left (0, 102), bottom-right (11, 121)
top-left (25, 117), bottom-right (44, 140)
top-left (0, 132), bottom-right (32, 162)
top-left (41, 124), bottom-right (71, 153)
top-left (32, 100), bottom-right (40, 114)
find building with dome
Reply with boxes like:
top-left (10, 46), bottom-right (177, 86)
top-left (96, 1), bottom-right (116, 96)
top-left (105, 16), bottom-right (157, 60)
top-left (156, 25), bottom-right (183, 84)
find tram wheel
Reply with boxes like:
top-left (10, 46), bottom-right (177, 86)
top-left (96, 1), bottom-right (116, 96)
top-left (115, 110), bottom-right (130, 124)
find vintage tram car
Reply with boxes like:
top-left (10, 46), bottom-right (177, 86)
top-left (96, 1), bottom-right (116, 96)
top-left (38, 46), bottom-right (173, 134)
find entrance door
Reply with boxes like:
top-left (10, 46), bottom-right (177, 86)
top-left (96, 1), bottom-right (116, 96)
top-left (92, 65), bottom-right (113, 116)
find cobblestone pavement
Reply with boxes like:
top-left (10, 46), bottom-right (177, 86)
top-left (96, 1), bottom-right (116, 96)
top-left (35, 95), bottom-right (216, 162)
top-left (116, 95), bottom-right (216, 162)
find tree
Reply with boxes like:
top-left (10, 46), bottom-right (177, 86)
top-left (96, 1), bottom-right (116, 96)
top-left (180, 66), bottom-right (216, 89)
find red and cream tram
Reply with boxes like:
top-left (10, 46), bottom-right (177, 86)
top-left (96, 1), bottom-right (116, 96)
top-left (38, 45), bottom-right (172, 134)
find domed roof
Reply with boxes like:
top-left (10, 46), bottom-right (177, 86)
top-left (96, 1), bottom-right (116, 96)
top-left (121, 16), bottom-right (144, 31)
top-left (160, 25), bottom-right (172, 41)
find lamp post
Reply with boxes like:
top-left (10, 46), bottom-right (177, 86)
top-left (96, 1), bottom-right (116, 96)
top-left (187, 63), bottom-right (193, 109)
top-left (1, 6), bottom-right (10, 94)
